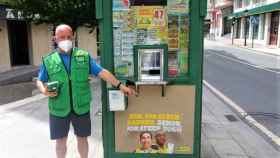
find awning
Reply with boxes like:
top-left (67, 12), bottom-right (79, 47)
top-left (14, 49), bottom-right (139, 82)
top-left (232, 2), bottom-right (280, 18)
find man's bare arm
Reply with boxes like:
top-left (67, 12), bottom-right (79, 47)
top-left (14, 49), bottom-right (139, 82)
top-left (98, 69), bottom-right (135, 96)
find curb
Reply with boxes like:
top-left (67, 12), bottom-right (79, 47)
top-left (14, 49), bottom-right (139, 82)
top-left (0, 94), bottom-right (46, 112)
top-left (234, 45), bottom-right (280, 57)
top-left (205, 39), bottom-right (280, 57)
top-left (203, 80), bottom-right (280, 147)
top-left (0, 80), bottom-right (99, 112)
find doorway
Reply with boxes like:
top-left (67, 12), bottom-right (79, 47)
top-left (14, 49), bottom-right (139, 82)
top-left (223, 17), bottom-right (232, 35)
top-left (269, 12), bottom-right (279, 45)
top-left (7, 20), bottom-right (30, 66)
top-left (236, 18), bottom-right (241, 38)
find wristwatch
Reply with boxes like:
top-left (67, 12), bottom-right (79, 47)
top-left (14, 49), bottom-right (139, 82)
top-left (116, 81), bottom-right (122, 89)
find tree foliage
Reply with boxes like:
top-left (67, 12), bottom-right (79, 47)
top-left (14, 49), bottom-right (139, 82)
top-left (7, 0), bottom-right (97, 32)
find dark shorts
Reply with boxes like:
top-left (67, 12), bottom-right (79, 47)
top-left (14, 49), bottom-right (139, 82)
top-left (49, 112), bottom-right (91, 140)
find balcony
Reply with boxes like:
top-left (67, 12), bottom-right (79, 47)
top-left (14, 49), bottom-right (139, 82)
top-left (215, 0), bottom-right (233, 9)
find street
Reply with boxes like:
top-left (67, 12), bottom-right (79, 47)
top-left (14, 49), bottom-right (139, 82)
top-left (1, 80), bottom-right (279, 158)
top-left (204, 40), bottom-right (280, 138)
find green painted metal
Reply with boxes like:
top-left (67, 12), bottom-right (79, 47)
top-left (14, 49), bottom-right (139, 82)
top-left (233, 2), bottom-right (280, 18)
top-left (199, 0), bottom-right (207, 17)
top-left (96, 0), bottom-right (103, 19)
top-left (97, 0), bottom-right (206, 158)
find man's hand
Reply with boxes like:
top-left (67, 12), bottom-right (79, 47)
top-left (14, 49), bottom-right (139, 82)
top-left (98, 70), bottom-right (136, 96)
top-left (42, 87), bottom-right (58, 97)
top-left (119, 84), bottom-right (135, 96)
top-left (37, 80), bottom-right (58, 97)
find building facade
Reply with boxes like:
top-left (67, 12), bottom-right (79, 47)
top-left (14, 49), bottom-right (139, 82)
top-left (0, 5), bottom-right (98, 72)
top-left (208, 0), bottom-right (233, 38)
top-left (232, 0), bottom-right (280, 47)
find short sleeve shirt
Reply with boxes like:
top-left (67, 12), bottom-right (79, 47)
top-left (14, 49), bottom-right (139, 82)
top-left (38, 51), bottom-right (103, 83)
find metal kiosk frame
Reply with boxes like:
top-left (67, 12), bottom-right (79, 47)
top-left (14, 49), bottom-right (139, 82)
top-left (95, 0), bottom-right (207, 158)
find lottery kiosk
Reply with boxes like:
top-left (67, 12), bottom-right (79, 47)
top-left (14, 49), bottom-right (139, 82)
top-left (96, 0), bottom-right (206, 158)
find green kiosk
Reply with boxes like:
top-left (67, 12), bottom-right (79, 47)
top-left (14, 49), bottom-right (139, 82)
top-left (96, 0), bottom-right (206, 158)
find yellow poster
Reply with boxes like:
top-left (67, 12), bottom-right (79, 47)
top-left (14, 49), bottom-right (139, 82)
top-left (134, 6), bottom-right (166, 29)
top-left (127, 113), bottom-right (182, 133)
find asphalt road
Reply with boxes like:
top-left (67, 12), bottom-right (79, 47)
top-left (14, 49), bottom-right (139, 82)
top-left (203, 40), bottom-right (280, 137)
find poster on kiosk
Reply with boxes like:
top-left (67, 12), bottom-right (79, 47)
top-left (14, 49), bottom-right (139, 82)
top-left (96, 0), bottom-right (206, 157)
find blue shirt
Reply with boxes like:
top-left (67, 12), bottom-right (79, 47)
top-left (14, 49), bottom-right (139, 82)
top-left (38, 52), bottom-right (103, 83)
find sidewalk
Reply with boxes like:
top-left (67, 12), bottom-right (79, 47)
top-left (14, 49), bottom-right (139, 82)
top-left (0, 79), bottom-right (103, 158)
top-left (201, 85), bottom-right (279, 158)
top-left (0, 65), bottom-right (39, 86)
top-left (205, 36), bottom-right (280, 56)
top-left (0, 81), bottom-right (279, 158)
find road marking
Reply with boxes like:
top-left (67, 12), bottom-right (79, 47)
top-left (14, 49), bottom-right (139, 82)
top-left (203, 80), bottom-right (280, 146)
top-left (0, 94), bottom-right (46, 112)
top-left (206, 50), bottom-right (280, 74)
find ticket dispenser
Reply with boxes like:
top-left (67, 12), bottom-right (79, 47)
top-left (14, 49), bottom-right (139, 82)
top-left (134, 44), bottom-right (168, 95)
top-left (96, 0), bottom-right (206, 158)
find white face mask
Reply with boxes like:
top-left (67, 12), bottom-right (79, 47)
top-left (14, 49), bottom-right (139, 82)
top-left (58, 40), bottom-right (73, 52)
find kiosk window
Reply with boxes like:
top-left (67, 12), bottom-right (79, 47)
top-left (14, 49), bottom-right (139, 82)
top-left (112, 0), bottom-right (189, 79)
top-left (139, 49), bottom-right (163, 81)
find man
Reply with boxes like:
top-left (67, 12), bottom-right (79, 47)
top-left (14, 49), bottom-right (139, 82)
top-left (153, 130), bottom-right (169, 153)
top-left (37, 24), bottom-right (134, 158)
top-left (134, 131), bottom-right (158, 153)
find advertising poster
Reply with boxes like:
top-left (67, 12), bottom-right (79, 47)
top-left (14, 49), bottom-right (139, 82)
top-left (167, 0), bottom-right (189, 15)
top-left (134, 6), bottom-right (166, 29)
top-left (113, 0), bottom-right (130, 10)
top-left (168, 15), bottom-right (179, 50)
top-left (115, 86), bottom-right (196, 154)
top-left (134, 6), bottom-right (168, 44)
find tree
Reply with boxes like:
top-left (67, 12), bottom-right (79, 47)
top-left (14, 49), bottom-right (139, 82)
top-left (6, 0), bottom-right (98, 46)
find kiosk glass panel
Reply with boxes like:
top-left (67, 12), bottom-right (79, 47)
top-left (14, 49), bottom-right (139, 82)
top-left (112, 0), bottom-right (195, 155)
top-left (138, 49), bottom-right (163, 81)
top-left (112, 0), bottom-right (189, 80)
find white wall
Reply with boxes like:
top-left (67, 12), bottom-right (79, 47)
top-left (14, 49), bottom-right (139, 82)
top-left (30, 24), bottom-right (98, 66)
top-left (264, 13), bottom-right (271, 45)
top-left (258, 14), bottom-right (265, 40)
top-left (77, 27), bottom-right (98, 58)
top-left (240, 17), bottom-right (245, 39)
top-left (30, 24), bottom-right (53, 66)
top-left (0, 20), bottom-right (11, 72)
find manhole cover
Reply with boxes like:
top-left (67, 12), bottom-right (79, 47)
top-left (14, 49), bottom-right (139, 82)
top-left (225, 114), bottom-right (238, 122)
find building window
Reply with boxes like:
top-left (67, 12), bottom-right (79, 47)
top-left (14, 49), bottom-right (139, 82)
top-left (238, 0), bottom-right (243, 8)
top-left (260, 14), bottom-right (265, 40)
top-left (243, 0), bottom-right (250, 7)
top-left (236, 18), bottom-right (241, 38)
top-left (252, 15), bottom-right (259, 39)
top-left (252, 0), bottom-right (266, 5)
top-left (234, 0), bottom-right (243, 9)
top-left (245, 17), bottom-right (250, 38)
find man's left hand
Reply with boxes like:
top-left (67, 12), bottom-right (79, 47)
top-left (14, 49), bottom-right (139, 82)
top-left (119, 84), bottom-right (135, 96)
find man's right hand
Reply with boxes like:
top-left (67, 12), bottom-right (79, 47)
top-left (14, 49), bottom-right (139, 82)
top-left (37, 80), bottom-right (58, 97)
top-left (42, 87), bottom-right (58, 97)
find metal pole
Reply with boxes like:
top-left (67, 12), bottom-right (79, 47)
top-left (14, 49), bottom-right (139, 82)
top-left (244, 17), bottom-right (247, 46)
top-left (232, 23), bottom-right (234, 45)
top-left (252, 25), bottom-right (254, 48)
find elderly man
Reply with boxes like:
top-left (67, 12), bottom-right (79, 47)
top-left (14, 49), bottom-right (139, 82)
top-left (154, 130), bottom-right (169, 153)
top-left (37, 24), bottom-right (134, 158)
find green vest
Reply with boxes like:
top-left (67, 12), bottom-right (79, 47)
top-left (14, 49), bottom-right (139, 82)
top-left (43, 48), bottom-right (92, 117)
